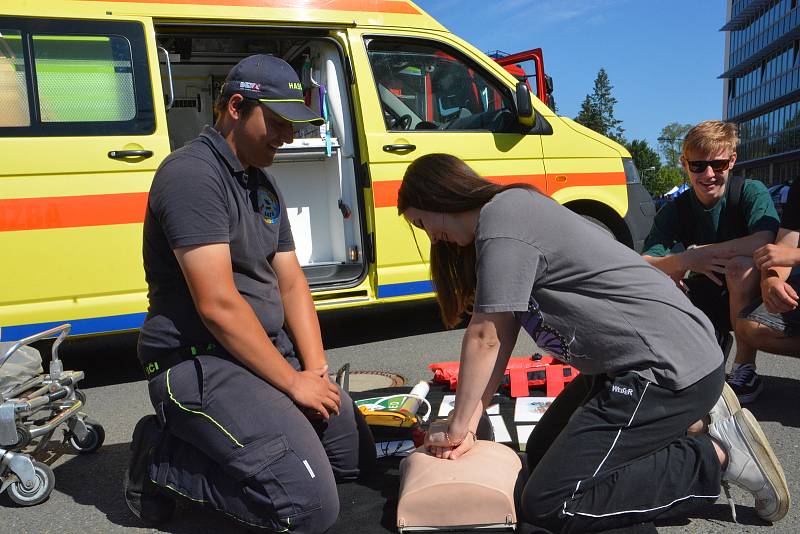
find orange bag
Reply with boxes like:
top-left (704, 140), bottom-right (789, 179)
top-left (429, 354), bottom-right (579, 397)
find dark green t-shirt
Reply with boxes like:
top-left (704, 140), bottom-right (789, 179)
top-left (643, 179), bottom-right (779, 257)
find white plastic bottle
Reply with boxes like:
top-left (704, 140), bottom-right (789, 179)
top-left (399, 380), bottom-right (430, 416)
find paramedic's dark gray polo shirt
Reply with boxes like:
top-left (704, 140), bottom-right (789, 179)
top-left (138, 126), bottom-right (295, 366)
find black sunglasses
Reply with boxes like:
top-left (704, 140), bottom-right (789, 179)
top-left (685, 158), bottom-right (732, 173)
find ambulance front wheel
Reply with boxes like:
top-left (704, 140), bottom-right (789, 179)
top-left (581, 215), bottom-right (615, 240)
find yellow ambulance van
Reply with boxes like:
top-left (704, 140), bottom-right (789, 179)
top-left (0, 0), bottom-right (655, 341)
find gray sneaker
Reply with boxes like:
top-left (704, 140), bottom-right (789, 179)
top-left (709, 409), bottom-right (790, 523)
top-left (708, 383), bottom-right (741, 427)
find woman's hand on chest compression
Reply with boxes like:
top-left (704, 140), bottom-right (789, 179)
top-left (424, 417), bottom-right (477, 460)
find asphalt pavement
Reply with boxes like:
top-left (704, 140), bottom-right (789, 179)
top-left (2, 300), bottom-right (800, 533)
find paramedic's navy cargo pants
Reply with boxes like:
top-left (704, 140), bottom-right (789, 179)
top-left (521, 366), bottom-right (724, 533)
top-left (146, 354), bottom-right (375, 533)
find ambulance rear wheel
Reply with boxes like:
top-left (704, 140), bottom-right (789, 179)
top-left (68, 421), bottom-right (105, 454)
top-left (7, 461), bottom-right (54, 506)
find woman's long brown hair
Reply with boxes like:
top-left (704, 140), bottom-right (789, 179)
top-left (397, 153), bottom-right (540, 328)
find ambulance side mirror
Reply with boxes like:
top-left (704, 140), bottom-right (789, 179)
top-left (516, 82), bottom-right (534, 128)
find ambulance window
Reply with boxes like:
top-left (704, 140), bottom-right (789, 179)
top-left (32, 35), bottom-right (136, 123)
top-left (0, 17), bottom-right (154, 137)
top-left (366, 39), bottom-right (515, 132)
top-left (0, 30), bottom-right (30, 127)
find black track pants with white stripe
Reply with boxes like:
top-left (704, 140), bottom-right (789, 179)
top-left (521, 365), bottom-right (724, 533)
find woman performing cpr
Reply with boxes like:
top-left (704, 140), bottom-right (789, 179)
top-left (397, 154), bottom-right (789, 532)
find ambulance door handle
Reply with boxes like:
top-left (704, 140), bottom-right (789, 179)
top-left (382, 144), bottom-right (416, 152)
top-left (108, 150), bottom-right (154, 159)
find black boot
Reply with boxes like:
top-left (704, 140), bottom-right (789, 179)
top-left (123, 415), bottom-right (176, 525)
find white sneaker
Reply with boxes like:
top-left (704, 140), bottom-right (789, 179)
top-left (709, 409), bottom-right (790, 523)
top-left (708, 383), bottom-right (741, 427)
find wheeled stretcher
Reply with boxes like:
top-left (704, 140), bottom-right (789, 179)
top-left (0, 324), bottom-right (104, 506)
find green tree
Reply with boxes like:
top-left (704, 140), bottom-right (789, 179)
top-left (576, 94), bottom-right (603, 134)
top-left (647, 166), bottom-right (685, 198)
top-left (575, 68), bottom-right (625, 142)
top-left (658, 122), bottom-right (692, 168)
top-left (625, 139), bottom-right (661, 182)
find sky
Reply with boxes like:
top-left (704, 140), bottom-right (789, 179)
top-left (415, 0), bottom-right (728, 158)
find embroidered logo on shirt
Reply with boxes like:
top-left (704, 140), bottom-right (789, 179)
top-left (257, 187), bottom-right (280, 225)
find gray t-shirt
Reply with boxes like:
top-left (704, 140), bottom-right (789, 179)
top-left (138, 126), bottom-right (295, 365)
top-left (473, 189), bottom-right (722, 390)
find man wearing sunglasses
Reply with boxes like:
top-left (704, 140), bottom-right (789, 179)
top-left (642, 121), bottom-right (779, 404)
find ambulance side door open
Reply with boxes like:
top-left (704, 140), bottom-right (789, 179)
top-left (0, 14), bottom-right (170, 339)
top-left (494, 48), bottom-right (555, 112)
top-left (347, 28), bottom-right (547, 300)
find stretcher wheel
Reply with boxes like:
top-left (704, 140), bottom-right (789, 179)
top-left (68, 421), bottom-right (105, 454)
top-left (7, 461), bottom-right (54, 506)
top-left (13, 425), bottom-right (32, 450)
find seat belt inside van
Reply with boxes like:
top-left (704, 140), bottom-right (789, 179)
top-left (319, 84), bottom-right (332, 157)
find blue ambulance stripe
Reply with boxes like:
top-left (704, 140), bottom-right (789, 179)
top-left (0, 312), bottom-right (147, 342)
top-left (376, 280), bottom-right (433, 298)
top-left (1, 282), bottom-right (434, 341)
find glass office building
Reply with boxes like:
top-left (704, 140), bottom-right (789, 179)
top-left (722, 0), bottom-right (800, 184)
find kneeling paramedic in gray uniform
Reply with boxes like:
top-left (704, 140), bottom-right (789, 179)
top-left (124, 55), bottom-right (375, 533)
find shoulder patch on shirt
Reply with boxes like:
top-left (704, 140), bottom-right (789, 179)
top-left (257, 187), bottom-right (281, 225)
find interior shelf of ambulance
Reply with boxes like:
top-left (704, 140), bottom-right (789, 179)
top-left (157, 30), bottom-right (365, 290)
